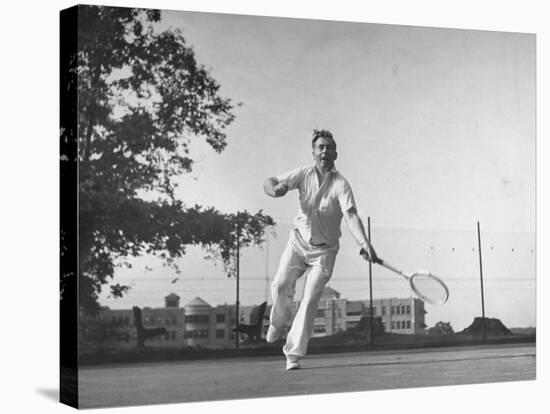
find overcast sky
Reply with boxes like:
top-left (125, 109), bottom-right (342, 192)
top-left (99, 9), bottom-right (535, 330)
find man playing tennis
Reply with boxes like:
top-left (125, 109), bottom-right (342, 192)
top-left (263, 129), bottom-right (379, 370)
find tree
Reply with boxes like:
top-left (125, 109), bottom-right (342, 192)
top-left (78, 314), bottom-right (131, 354)
top-left (427, 321), bottom-right (455, 336)
top-left (61, 5), bottom-right (274, 315)
top-left (353, 315), bottom-right (385, 335)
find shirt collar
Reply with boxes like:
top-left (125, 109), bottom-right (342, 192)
top-left (312, 164), bottom-right (338, 174)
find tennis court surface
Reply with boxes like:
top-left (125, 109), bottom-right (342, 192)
top-left (79, 344), bottom-right (535, 408)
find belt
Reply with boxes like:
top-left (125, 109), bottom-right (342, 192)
top-left (310, 241), bottom-right (327, 247)
top-left (293, 228), bottom-right (328, 247)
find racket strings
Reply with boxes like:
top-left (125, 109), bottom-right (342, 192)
top-left (410, 273), bottom-right (449, 305)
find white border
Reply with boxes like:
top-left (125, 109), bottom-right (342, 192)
top-left (1, 1), bottom-right (545, 413)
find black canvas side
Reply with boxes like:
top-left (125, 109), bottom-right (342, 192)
top-left (60, 5), bottom-right (79, 409)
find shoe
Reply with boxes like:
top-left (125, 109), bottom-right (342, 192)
top-left (266, 325), bottom-right (283, 343)
top-left (285, 357), bottom-right (301, 371)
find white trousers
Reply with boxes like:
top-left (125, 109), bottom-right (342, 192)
top-left (270, 229), bottom-right (339, 358)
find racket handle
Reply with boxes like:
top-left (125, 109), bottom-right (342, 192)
top-left (376, 259), bottom-right (409, 280)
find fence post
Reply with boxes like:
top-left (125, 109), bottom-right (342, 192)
top-left (368, 217), bottom-right (374, 345)
top-left (477, 221), bottom-right (487, 343)
top-left (235, 222), bottom-right (240, 350)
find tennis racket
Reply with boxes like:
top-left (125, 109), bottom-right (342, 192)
top-left (377, 259), bottom-right (449, 305)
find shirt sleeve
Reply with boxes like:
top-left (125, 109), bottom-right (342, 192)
top-left (338, 178), bottom-right (357, 213)
top-left (275, 166), bottom-right (305, 191)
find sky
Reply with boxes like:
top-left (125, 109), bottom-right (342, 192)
top-left (99, 9), bottom-right (536, 331)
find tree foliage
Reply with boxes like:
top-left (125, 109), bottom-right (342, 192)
top-left (61, 5), bottom-right (274, 315)
top-left (78, 314), bottom-right (131, 354)
top-left (427, 321), bottom-right (455, 336)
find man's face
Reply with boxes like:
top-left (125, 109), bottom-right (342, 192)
top-left (312, 137), bottom-right (338, 171)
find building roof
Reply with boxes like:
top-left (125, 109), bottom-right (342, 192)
top-left (321, 286), bottom-right (340, 299)
top-left (165, 293), bottom-right (180, 299)
top-left (184, 297), bottom-right (211, 308)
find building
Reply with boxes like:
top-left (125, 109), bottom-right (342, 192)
top-left (312, 286), bottom-right (347, 337)
top-left (375, 297), bottom-right (426, 334)
top-left (291, 287), bottom-right (426, 336)
top-left (311, 287), bottom-right (426, 336)
top-left (99, 288), bottom-right (427, 350)
top-left (98, 293), bottom-right (238, 350)
top-left (263, 287), bottom-right (426, 338)
top-left (182, 297), bottom-right (236, 348)
top-left (342, 297), bottom-right (426, 335)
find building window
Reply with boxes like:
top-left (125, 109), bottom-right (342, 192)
top-left (171, 331), bottom-right (176, 340)
top-left (401, 305), bottom-right (405, 314)
top-left (406, 321), bottom-right (411, 329)
top-left (316, 309), bottom-right (326, 317)
top-left (382, 306), bottom-right (386, 315)
top-left (396, 306), bottom-right (400, 315)
top-left (391, 321), bottom-right (396, 330)
top-left (216, 314), bottom-right (226, 323)
top-left (216, 329), bottom-right (225, 338)
top-left (406, 305), bottom-right (411, 315)
top-left (185, 315), bottom-right (210, 324)
top-left (313, 325), bottom-right (326, 333)
top-left (391, 306), bottom-right (395, 315)
top-left (184, 330), bottom-right (209, 339)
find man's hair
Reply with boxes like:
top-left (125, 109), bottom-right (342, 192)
top-left (312, 129), bottom-right (337, 148)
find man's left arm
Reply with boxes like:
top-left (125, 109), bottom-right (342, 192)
top-left (344, 207), bottom-right (380, 263)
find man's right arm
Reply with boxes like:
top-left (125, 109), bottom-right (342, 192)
top-left (263, 177), bottom-right (289, 198)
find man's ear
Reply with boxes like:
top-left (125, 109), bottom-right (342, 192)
top-left (334, 151), bottom-right (338, 161)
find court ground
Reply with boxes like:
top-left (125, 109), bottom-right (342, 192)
top-left (78, 343), bottom-right (535, 408)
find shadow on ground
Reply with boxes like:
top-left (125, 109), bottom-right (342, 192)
top-left (36, 388), bottom-right (58, 402)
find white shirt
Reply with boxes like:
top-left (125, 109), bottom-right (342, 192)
top-left (276, 165), bottom-right (357, 247)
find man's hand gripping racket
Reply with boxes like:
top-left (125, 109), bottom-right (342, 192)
top-left (360, 243), bottom-right (380, 264)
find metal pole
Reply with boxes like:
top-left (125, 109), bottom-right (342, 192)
top-left (368, 217), bottom-right (374, 345)
top-left (235, 222), bottom-right (240, 350)
top-left (477, 221), bottom-right (486, 343)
